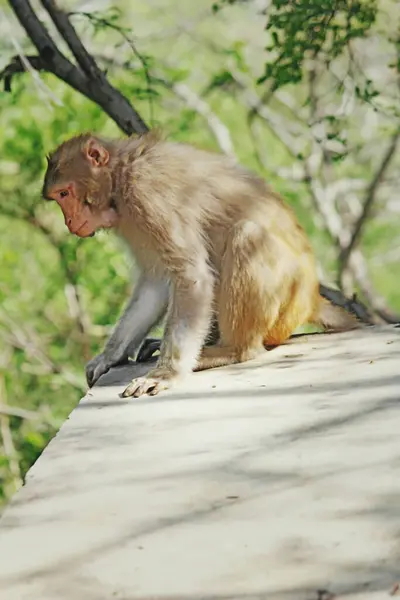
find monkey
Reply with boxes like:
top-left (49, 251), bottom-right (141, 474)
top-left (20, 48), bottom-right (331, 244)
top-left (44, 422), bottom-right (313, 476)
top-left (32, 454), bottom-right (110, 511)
top-left (135, 282), bottom-right (374, 363)
top-left (42, 130), bottom-right (360, 398)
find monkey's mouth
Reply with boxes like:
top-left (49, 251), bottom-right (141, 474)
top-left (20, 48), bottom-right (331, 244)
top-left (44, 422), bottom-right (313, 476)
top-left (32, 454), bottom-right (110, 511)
top-left (71, 221), bottom-right (87, 234)
top-left (73, 221), bottom-right (94, 237)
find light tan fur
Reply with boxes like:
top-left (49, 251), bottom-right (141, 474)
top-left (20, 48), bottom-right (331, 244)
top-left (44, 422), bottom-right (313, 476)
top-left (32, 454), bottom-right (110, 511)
top-left (42, 130), bottom-right (360, 397)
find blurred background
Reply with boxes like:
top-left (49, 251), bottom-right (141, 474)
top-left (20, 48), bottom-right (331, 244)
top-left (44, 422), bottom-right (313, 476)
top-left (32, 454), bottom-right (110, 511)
top-left (0, 0), bottom-right (399, 509)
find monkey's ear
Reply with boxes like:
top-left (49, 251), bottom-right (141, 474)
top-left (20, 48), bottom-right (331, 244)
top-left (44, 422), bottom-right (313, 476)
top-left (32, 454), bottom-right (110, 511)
top-left (85, 139), bottom-right (109, 167)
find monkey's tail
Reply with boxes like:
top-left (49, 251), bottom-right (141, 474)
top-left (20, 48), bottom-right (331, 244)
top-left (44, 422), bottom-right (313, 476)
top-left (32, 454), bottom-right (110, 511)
top-left (312, 296), bottom-right (363, 332)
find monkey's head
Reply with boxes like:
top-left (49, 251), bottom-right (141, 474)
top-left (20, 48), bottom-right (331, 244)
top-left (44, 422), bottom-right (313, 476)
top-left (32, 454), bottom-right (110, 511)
top-left (42, 134), bottom-right (118, 238)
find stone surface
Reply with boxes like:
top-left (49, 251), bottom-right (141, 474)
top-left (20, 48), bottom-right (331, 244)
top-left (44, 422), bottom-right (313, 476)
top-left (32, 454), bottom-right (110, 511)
top-left (0, 326), bottom-right (400, 600)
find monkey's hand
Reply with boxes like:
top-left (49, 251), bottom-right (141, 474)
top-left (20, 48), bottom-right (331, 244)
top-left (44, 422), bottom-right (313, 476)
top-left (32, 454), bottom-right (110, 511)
top-left (86, 353), bottom-right (114, 388)
top-left (120, 367), bottom-right (177, 398)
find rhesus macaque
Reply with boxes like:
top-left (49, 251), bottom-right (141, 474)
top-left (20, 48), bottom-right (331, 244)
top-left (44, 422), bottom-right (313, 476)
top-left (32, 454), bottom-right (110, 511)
top-left (42, 131), bottom-right (360, 398)
top-left (135, 282), bottom-right (374, 362)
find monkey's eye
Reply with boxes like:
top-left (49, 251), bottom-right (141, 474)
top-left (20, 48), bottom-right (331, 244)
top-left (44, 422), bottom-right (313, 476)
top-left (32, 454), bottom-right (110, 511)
top-left (59, 190), bottom-right (69, 198)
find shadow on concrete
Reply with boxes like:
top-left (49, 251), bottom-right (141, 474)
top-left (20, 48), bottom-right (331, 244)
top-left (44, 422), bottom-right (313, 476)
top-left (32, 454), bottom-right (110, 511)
top-left (2, 396), bottom-right (400, 598)
top-left (1, 329), bottom-right (400, 599)
top-left (85, 371), bottom-right (400, 406)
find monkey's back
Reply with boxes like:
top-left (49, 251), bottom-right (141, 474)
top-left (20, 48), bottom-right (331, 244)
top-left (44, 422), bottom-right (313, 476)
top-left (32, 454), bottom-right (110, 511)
top-left (153, 141), bottom-right (313, 255)
top-left (118, 137), bottom-right (315, 277)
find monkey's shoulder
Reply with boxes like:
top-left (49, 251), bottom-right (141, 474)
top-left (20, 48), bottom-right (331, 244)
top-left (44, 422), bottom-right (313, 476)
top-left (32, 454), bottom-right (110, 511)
top-left (124, 137), bottom-right (291, 218)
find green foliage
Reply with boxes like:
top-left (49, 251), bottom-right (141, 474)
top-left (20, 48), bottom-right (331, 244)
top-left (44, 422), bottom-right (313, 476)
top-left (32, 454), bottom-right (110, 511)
top-left (0, 79), bottom-right (129, 505)
top-left (214, 0), bottom-right (378, 90)
top-left (260, 0), bottom-right (377, 87)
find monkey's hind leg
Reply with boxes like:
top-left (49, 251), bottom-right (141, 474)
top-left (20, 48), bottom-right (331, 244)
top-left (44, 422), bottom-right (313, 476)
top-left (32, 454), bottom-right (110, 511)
top-left (194, 221), bottom-right (317, 373)
top-left (194, 222), bottom-right (282, 373)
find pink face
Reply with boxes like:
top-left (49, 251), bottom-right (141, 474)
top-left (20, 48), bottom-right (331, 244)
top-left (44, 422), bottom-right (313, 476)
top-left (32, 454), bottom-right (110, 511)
top-left (45, 140), bottom-right (118, 237)
top-left (47, 182), bottom-right (118, 237)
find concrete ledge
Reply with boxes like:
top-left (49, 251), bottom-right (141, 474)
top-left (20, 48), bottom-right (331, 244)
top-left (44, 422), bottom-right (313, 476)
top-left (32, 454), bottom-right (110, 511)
top-left (0, 326), bottom-right (400, 600)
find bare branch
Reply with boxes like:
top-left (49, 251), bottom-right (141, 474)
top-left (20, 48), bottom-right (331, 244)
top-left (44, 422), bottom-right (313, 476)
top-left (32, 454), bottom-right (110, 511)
top-left (69, 11), bottom-right (155, 126)
top-left (0, 54), bottom-right (45, 91)
top-left (0, 404), bottom-right (40, 421)
top-left (159, 77), bottom-right (236, 158)
top-left (349, 252), bottom-right (400, 324)
top-left (40, 0), bottom-right (101, 80)
top-left (8, 0), bottom-right (88, 91)
top-left (338, 128), bottom-right (400, 276)
top-left (8, 0), bottom-right (148, 134)
top-left (95, 53), bottom-right (236, 158)
top-left (0, 310), bottom-right (85, 391)
top-left (27, 216), bottom-right (90, 342)
top-left (230, 67), bottom-right (309, 155)
top-left (0, 377), bottom-right (23, 491)
top-left (0, 7), bottom-right (61, 105)
top-left (304, 150), bottom-right (400, 323)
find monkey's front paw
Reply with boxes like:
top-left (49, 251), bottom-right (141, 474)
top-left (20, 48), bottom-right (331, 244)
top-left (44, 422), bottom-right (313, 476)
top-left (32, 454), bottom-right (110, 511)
top-left (120, 367), bottom-right (177, 398)
top-left (86, 353), bottom-right (112, 388)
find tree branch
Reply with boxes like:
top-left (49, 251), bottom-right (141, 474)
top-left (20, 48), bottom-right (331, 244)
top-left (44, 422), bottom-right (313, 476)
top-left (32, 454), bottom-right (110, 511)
top-left (348, 251), bottom-right (400, 324)
top-left (93, 53), bottom-right (237, 158)
top-left (8, 0), bottom-right (148, 135)
top-left (0, 404), bottom-right (40, 420)
top-left (27, 216), bottom-right (92, 359)
top-left (0, 309), bottom-right (85, 391)
top-left (8, 0), bottom-right (88, 90)
top-left (338, 128), bottom-right (400, 276)
top-left (0, 376), bottom-right (23, 491)
top-left (0, 54), bottom-right (45, 91)
top-left (69, 10), bottom-right (156, 126)
top-left (158, 76), bottom-right (236, 158)
top-left (40, 0), bottom-right (101, 80)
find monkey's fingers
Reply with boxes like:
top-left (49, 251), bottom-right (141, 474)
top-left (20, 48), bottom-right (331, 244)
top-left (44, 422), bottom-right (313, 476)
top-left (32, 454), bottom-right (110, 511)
top-left (136, 338), bottom-right (162, 363)
top-left (92, 364), bottom-right (110, 387)
top-left (120, 376), bottom-right (169, 398)
top-left (86, 355), bottom-right (112, 388)
top-left (86, 365), bottom-right (100, 388)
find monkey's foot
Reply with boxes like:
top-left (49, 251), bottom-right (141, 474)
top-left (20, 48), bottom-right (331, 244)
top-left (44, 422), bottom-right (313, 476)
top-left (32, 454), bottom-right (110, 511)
top-left (120, 367), bottom-right (177, 398)
top-left (136, 338), bottom-right (162, 363)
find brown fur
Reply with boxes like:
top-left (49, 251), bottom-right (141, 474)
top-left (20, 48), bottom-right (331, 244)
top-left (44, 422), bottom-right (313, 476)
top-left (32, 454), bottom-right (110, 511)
top-left (42, 131), bottom-right (360, 397)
